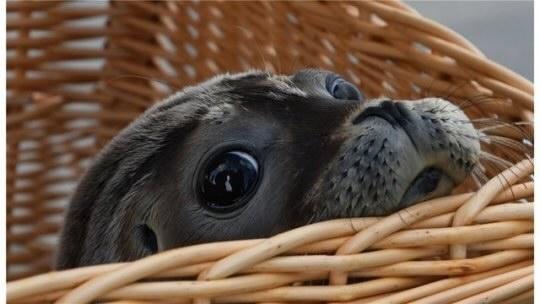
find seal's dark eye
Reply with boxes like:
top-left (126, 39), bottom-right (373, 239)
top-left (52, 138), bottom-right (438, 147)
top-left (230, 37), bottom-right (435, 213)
top-left (326, 75), bottom-right (364, 101)
top-left (200, 150), bottom-right (260, 212)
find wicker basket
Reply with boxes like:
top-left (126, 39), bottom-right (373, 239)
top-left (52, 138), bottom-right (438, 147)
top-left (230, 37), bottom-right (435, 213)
top-left (6, 1), bottom-right (533, 303)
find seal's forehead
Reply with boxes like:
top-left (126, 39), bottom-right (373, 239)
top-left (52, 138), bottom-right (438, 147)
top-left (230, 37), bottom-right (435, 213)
top-left (203, 69), bottom-right (337, 99)
top-left (152, 69), bottom-right (337, 115)
top-left (184, 70), bottom-right (305, 98)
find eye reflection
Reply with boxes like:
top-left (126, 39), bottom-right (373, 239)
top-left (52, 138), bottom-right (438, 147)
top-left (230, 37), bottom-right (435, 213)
top-left (200, 150), bottom-right (260, 212)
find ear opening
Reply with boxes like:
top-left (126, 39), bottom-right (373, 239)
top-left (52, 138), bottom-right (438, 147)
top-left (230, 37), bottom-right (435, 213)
top-left (134, 224), bottom-right (158, 254)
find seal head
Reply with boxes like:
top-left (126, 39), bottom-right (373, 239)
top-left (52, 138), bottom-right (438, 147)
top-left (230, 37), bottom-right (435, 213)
top-left (57, 69), bottom-right (480, 268)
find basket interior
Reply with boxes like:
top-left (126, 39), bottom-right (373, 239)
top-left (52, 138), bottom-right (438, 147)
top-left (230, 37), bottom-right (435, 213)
top-left (6, 0), bottom-right (533, 281)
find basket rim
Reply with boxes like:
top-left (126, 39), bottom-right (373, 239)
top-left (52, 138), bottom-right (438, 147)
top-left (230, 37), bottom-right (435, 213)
top-left (7, 158), bottom-right (533, 303)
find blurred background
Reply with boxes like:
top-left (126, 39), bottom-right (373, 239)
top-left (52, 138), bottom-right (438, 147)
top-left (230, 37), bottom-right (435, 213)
top-left (407, 1), bottom-right (533, 80)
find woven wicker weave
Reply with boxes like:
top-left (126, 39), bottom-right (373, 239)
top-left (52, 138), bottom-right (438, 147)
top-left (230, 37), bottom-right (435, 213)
top-left (6, 1), bottom-right (533, 303)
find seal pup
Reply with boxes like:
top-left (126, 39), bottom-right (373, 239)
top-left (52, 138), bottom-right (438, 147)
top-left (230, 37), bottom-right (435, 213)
top-left (57, 69), bottom-right (480, 269)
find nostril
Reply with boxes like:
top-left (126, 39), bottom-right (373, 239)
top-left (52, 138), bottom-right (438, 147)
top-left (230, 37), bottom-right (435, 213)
top-left (380, 100), bottom-right (413, 126)
top-left (395, 102), bottom-right (413, 121)
top-left (352, 105), bottom-right (397, 126)
top-left (381, 101), bottom-right (401, 118)
top-left (380, 100), bottom-right (395, 108)
top-left (352, 100), bottom-right (413, 127)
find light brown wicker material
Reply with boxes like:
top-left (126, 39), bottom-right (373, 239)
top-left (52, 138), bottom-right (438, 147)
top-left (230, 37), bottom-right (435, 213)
top-left (6, 0), bottom-right (533, 303)
top-left (7, 162), bottom-right (534, 303)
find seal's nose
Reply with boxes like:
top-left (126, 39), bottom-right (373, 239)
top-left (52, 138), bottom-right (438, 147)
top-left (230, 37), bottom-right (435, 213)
top-left (352, 100), bottom-right (420, 151)
top-left (352, 100), bottom-right (413, 127)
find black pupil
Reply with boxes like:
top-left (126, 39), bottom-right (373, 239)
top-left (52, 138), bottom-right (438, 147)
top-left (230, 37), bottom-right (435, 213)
top-left (201, 151), bottom-right (259, 210)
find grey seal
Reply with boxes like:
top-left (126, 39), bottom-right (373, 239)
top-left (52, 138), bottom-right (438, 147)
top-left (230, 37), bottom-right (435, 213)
top-left (57, 69), bottom-right (480, 269)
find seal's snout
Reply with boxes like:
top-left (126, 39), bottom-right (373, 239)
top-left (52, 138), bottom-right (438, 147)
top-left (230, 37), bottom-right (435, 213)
top-left (317, 97), bottom-right (481, 218)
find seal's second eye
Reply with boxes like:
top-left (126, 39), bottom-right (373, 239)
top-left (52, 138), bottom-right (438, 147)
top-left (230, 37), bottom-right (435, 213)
top-left (326, 74), bottom-right (364, 101)
top-left (200, 151), bottom-right (260, 212)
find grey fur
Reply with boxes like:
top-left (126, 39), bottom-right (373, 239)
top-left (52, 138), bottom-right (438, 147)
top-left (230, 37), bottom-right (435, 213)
top-left (57, 69), bottom-right (480, 269)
